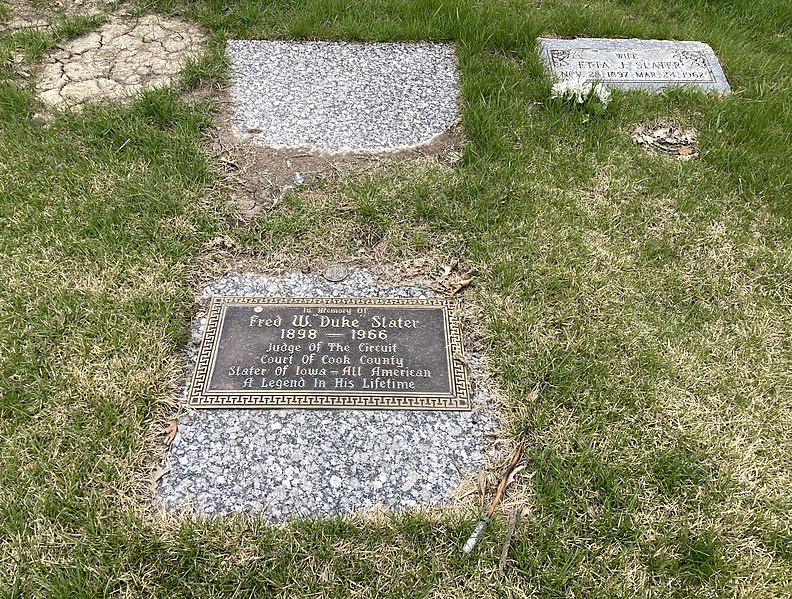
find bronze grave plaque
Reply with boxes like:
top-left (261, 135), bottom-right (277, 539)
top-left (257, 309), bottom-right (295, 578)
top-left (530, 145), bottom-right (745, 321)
top-left (188, 297), bottom-right (470, 410)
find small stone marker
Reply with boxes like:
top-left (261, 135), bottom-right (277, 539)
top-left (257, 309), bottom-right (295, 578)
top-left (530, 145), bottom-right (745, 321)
top-left (538, 37), bottom-right (730, 94)
top-left (188, 297), bottom-right (470, 410)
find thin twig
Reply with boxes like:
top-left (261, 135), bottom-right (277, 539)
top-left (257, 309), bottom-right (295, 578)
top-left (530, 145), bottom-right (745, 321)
top-left (498, 511), bottom-right (518, 576)
top-left (486, 425), bottom-right (529, 518)
top-left (448, 454), bottom-right (465, 480)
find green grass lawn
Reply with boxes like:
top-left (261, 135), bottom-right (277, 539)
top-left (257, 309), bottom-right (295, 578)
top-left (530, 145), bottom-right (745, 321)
top-left (1, 0), bottom-right (791, 596)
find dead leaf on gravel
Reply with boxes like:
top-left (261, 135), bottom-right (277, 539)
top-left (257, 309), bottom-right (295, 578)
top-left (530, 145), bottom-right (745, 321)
top-left (450, 277), bottom-right (474, 296)
top-left (439, 259), bottom-right (460, 281)
top-left (151, 463), bottom-right (171, 485)
top-left (163, 419), bottom-right (178, 446)
top-left (401, 257), bottom-right (431, 278)
top-left (504, 464), bottom-right (527, 489)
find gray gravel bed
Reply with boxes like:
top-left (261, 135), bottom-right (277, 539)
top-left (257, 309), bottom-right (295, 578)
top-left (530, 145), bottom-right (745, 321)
top-left (227, 40), bottom-right (460, 152)
top-left (157, 270), bottom-right (499, 520)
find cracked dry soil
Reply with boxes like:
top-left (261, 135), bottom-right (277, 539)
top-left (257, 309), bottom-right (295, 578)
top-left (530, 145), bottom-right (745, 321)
top-left (36, 14), bottom-right (205, 108)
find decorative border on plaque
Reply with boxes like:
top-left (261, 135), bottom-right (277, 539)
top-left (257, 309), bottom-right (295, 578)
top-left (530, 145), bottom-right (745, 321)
top-left (187, 297), bottom-right (471, 410)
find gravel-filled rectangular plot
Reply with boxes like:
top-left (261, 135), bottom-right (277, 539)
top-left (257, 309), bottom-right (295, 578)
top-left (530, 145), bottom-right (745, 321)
top-left (227, 40), bottom-right (460, 152)
top-left (158, 272), bottom-right (497, 520)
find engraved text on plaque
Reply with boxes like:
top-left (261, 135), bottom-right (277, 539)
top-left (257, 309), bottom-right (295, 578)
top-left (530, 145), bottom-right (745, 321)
top-left (187, 297), bottom-right (470, 410)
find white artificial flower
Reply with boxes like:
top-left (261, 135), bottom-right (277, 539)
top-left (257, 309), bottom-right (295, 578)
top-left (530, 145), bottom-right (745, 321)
top-left (551, 75), bottom-right (611, 107)
top-left (594, 82), bottom-right (611, 105)
top-left (567, 73), bottom-right (591, 92)
top-left (550, 80), bottom-right (570, 100)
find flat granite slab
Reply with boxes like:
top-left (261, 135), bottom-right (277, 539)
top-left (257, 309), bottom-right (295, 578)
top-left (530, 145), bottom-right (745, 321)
top-left (538, 37), bottom-right (730, 94)
top-left (227, 40), bottom-right (460, 152)
top-left (158, 271), bottom-right (497, 520)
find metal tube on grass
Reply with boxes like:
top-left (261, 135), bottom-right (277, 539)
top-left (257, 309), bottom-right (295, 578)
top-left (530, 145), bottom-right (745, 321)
top-left (462, 515), bottom-right (491, 554)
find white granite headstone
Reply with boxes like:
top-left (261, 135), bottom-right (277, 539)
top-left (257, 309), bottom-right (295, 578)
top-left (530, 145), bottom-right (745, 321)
top-left (539, 37), bottom-right (730, 94)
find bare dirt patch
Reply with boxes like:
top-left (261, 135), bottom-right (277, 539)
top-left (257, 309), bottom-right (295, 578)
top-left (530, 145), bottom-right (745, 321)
top-left (35, 13), bottom-right (205, 108)
top-left (207, 88), bottom-right (465, 224)
top-left (1, 0), bottom-right (111, 30)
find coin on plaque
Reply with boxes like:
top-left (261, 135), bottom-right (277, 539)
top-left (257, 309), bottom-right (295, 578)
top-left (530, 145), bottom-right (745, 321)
top-left (323, 264), bottom-right (348, 282)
